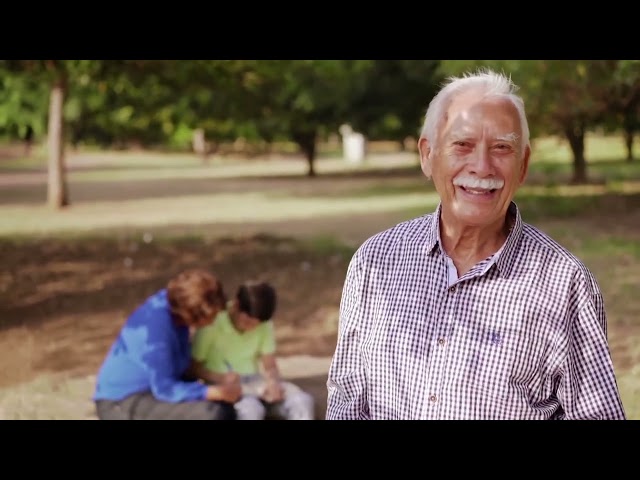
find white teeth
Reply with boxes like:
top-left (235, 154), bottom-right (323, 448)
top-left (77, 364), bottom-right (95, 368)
top-left (464, 188), bottom-right (490, 195)
top-left (453, 176), bottom-right (504, 190)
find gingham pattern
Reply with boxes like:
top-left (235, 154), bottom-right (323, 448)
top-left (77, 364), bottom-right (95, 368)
top-left (326, 202), bottom-right (626, 420)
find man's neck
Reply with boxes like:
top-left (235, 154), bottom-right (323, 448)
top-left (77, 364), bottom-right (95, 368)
top-left (440, 212), bottom-right (512, 276)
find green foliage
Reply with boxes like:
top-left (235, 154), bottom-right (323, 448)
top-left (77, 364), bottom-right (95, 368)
top-left (1, 59), bottom-right (638, 178)
top-left (168, 122), bottom-right (195, 149)
top-left (602, 60), bottom-right (640, 154)
top-left (0, 67), bottom-right (49, 139)
top-left (347, 60), bottom-right (443, 142)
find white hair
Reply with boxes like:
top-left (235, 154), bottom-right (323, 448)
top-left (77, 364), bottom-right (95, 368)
top-left (419, 67), bottom-right (530, 153)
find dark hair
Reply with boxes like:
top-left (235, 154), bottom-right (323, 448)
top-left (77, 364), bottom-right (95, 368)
top-left (236, 281), bottom-right (277, 322)
top-left (167, 269), bottom-right (227, 326)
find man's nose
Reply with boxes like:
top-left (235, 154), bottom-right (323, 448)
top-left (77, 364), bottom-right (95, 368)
top-left (468, 148), bottom-right (493, 177)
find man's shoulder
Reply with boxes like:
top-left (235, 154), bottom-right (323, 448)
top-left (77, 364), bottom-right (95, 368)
top-left (520, 222), bottom-right (594, 277)
top-left (518, 222), bottom-right (605, 309)
top-left (358, 213), bottom-right (434, 254)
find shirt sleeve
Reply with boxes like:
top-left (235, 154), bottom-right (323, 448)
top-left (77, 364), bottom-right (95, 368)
top-left (258, 321), bottom-right (277, 356)
top-left (140, 341), bottom-right (208, 403)
top-left (325, 249), bottom-right (370, 420)
top-left (558, 284), bottom-right (626, 420)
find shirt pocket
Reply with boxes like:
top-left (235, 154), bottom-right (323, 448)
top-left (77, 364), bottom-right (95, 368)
top-left (454, 322), bottom-right (541, 403)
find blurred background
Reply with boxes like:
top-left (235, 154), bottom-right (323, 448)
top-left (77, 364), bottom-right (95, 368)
top-left (0, 59), bottom-right (638, 419)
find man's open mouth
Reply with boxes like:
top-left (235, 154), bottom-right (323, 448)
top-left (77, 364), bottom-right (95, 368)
top-left (458, 186), bottom-right (497, 195)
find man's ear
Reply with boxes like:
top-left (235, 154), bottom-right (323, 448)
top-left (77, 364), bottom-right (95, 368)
top-left (418, 137), bottom-right (432, 179)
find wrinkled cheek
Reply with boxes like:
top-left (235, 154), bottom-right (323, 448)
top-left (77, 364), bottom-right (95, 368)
top-left (433, 175), bottom-right (455, 195)
top-left (431, 178), bottom-right (448, 198)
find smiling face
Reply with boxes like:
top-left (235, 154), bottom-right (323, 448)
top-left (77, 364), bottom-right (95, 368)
top-left (419, 89), bottom-right (530, 230)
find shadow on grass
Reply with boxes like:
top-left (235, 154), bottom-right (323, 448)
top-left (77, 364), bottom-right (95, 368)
top-left (0, 234), bottom-right (352, 336)
top-left (0, 233), bottom-right (351, 387)
top-left (528, 157), bottom-right (640, 185)
top-left (514, 191), bottom-right (640, 223)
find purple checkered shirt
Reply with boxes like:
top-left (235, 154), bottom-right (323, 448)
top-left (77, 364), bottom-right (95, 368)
top-left (326, 202), bottom-right (626, 420)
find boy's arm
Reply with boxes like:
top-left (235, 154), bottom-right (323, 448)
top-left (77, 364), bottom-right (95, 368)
top-left (186, 358), bottom-right (228, 385)
top-left (258, 321), bottom-right (281, 382)
top-left (260, 353), bottom-right (282, 383)
top-left (258, 323), bottom-right (285, 401)
top-left (259, 353), bottom-right (285, 402)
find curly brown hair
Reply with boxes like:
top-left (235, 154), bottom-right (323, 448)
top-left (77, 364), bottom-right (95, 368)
top-left (167, 269), bottom-right (227, 327)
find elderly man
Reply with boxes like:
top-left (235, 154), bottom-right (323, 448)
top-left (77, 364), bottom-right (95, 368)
top-left (325, 68), bottom-right (626, 420)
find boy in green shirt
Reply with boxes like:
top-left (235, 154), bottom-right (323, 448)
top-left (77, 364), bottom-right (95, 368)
top-left (191, 281), bottom-right (315, 420)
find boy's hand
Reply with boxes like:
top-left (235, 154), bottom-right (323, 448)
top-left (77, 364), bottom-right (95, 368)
top-left (206, 382), bottom-right (242, 403)
top-left (221, 372), bottom-right (240, 385)
top-left (261, 380), bottom-right (285, 403)
top-left (221, 382), bottom-right (242, 402)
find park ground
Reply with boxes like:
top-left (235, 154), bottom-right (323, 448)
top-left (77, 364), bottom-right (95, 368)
top-left (1, 136), bottom-right (639, 419)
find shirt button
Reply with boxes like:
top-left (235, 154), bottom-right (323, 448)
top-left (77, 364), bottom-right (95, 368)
top-left (438, 338), bottom-right (445, 346)
top-left (429, 395), bottom-right (437, 403)
top-left (449, 286), bottom-right (456, 293)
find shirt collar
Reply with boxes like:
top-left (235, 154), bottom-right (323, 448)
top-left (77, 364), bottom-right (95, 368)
top-left (424, 201), bottom-right (523, 279)
top-left (494, 202), bottom-right (523, 279)
top-left (423, 203), bottom-right (442, 256)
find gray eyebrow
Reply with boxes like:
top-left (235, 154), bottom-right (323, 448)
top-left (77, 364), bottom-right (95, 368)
top-left (496, 133), bottom-right (519, 142)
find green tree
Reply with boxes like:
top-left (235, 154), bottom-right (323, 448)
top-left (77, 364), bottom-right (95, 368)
top-left (0, 70), bottom-right (48, 141)
top-left (0, 61), bottom-right (110, 208)
top-left (521, 60), bottom-right (615, 183)
top-left (604, 60), bottom-right (640, 161)
top-left (231, 60), bottom-right (357, 177)
top-left (347, 60), bottom-right (443, 147)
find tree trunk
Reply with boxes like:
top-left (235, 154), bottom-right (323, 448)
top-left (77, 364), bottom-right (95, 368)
top-left (564, 123), bottom-right (587, 184)
top-left (48, 78), bottom-right (69, 209)
top-left (303, 141), bottom-right (316, 177)
top-left (293, 130), bottom-right (317, 177)
top-left (624, 127), bottom-right (634, 162)
top-left (23, 125), bottom-right (34, 156)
